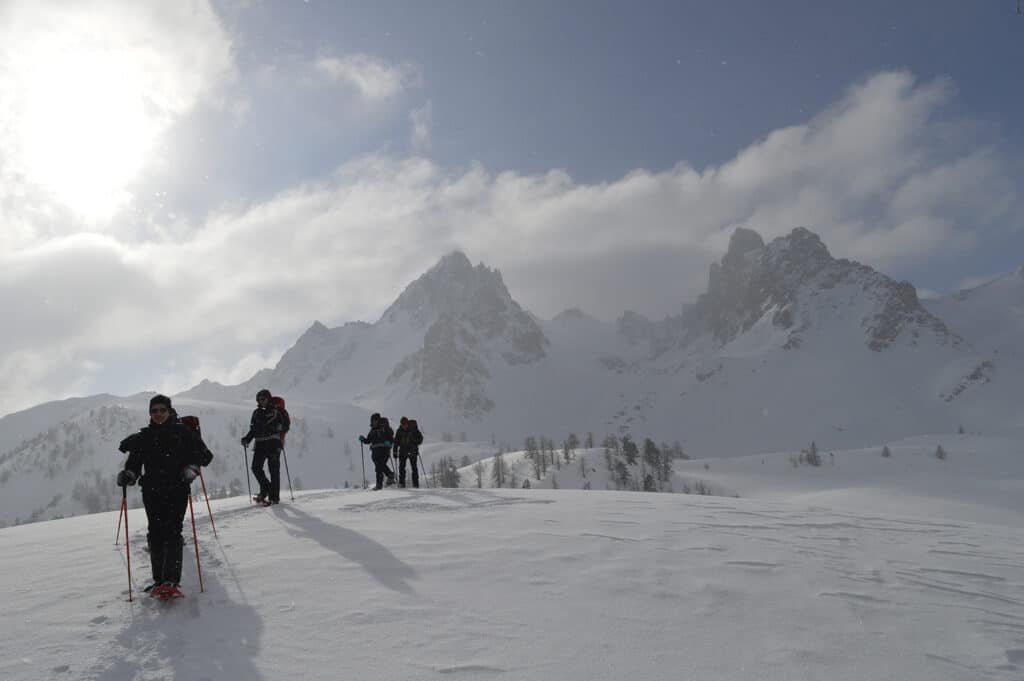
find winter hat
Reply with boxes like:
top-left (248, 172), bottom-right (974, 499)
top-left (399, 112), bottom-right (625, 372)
top-left (370, 412), bottom-right (381, 424)
top-left (256, 389), bottom-right (272, 400)
top-left (149, 394), bottom-right (172, 410)
top-left (400, 416), bottom-right (408, 425)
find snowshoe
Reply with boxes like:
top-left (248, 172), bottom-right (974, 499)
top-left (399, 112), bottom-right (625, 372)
top-left (151, 583), bottom-right (184, 600)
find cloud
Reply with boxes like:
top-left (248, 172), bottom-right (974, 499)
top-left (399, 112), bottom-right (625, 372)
top-left (316, 54), bottom-right (419, 101)
top-left (0, 0), bottom-right (234, 228)
top-left (1, 70), bottom-right (1021, 415)
top-left (410, 101), bottom-right (433, 153)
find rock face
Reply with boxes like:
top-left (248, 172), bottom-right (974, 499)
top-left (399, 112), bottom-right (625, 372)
top-left (385, 252), bottom-right (547, 418)
top-left (695, 227), bottom-right (957, 352)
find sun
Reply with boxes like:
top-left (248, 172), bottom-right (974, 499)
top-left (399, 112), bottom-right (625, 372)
top-left (2, 18), bottom-right (166, 223)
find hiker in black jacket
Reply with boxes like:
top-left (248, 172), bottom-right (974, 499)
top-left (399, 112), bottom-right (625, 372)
top-left (240, 389), bottom-right (290, 504)
top-left (393, 417), bottom-right (424, 488)
top-left (116, 394), bottom-right (209, 595)
top-left (359, 413), bottom-right (395, 490)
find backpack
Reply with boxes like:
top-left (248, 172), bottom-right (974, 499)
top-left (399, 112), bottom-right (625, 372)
top-left (270, 396), bottom-right (290, 443)
top-left (179, 415), bottom-right (201, 434)
top-left (179, 415), bottom-right (213, 466)
top-left (408, 419), bottom-right (424, 446)
top-left (380, 417), bottom-right (394, 441)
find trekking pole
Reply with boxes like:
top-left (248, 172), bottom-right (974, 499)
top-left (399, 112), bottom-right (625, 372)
top-left (121, 485), bottom-right (133, 602)
top-left (416, 455), bottom-right (428, 488)
top-left (282, 447), bottom-right (295, 501)
top-left (359, 441), bottom-right (367, 489)
top-left (188, 492), bottom-right (205, 593)
top-left (115, 498), bottom-right (123, 545)
top-left (242, 443), bottom-right (253, 503)
top-left (198, 470), bottom-right (217, 538)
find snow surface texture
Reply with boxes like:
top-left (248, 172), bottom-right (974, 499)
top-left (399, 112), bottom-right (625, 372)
top-left (5, 457), bottom-right (1024, 681)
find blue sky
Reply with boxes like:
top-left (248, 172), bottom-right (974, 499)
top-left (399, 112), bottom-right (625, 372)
top-left (0, 0), bottom-right (1022, 414)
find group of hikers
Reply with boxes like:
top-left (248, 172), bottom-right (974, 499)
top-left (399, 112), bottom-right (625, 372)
top-left (114, 390), bottom-right (424, 598)
top-left (360, 412), bottom-right (425, 490)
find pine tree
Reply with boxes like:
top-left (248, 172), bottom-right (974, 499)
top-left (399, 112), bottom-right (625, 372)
top-left (472, 460), bottom-right (486, 488)
top-left (881, 445), bottom-right (891, 458)
top-left (643, 439), bottom-right (660, 472)
top-left (490, 452), bottom-right (507, 488)
top-left (935, 444), bottom-right (947, 460)
top-left (622, 436), bottom-right (639, 465)
top-left (585, 432), bottom-right (594, 449)
top-left (566, 433), bottom-right (579, 461)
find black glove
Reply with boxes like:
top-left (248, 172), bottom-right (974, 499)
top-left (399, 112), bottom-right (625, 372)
top-left (182, 465), bottom-right (200, 484)
top-left (116, 469), bottom-right (137, 487)
top-left (240, 436), bottom-right (251, 447)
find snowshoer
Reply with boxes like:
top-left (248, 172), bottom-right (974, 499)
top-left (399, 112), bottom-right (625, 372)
top-left (393, 417), bottom-right (424, 488)
top-left (116, 394), bottom-right (209, 597)
top-left (359, 413), bottom-right (395, 490)
top-left (240, 389), bottom-right (290, 505)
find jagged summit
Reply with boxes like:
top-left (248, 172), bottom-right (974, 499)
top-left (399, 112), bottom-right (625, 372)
top-left (696, 226), bottom-right (953, 351)
top-left (380, 251), bottom-right (515, 328)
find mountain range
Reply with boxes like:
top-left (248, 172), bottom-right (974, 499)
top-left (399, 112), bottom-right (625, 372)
top-left (1, 226), bottom-right (1022, 525)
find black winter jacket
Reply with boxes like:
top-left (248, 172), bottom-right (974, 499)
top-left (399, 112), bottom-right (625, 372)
top-left (393, 426), bottom-right (423, 455)
top-left (242, 405), bottom-right (290, 444)
top-left (119, 421), bottom-right (208, 491)
top-left (363, 423), bottom-right (394, 451)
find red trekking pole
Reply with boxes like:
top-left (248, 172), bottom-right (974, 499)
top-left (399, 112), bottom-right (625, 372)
top-left (198, 470), bottom-right (217, 538)
top-left (115, 500), bottom-right (123, 546)
top-left (120, 485), bottom-right (133, 602)
top-left (188, 493), bottom-right (205, 593)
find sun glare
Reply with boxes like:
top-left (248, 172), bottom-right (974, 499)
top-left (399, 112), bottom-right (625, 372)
top-left (5, 30), bottom-right (164, 222)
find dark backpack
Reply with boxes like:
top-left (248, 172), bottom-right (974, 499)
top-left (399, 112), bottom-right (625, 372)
top-left (179, 415), bottom-right (213, 466)
top-left (380, 417), bottom-right (394, 441)
top-left (408, 420), bottom-right (424, 446)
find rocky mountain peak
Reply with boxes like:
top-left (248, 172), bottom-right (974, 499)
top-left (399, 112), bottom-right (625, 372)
top-left (696, 226), bottom-right (953, 351)
top-left (381, 251), bottom-right (513, 328)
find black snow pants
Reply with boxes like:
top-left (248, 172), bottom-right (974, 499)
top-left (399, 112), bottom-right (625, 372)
top-left (251, 440), bottom-right (282, 502)
top-left (371, 448), bottom-right (394, 489)
top-left (398, 452), bottom-right (420, 487)
top-left (142, 486), bottom-right (190, 585)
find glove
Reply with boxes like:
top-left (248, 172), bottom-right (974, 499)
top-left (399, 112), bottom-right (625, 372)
top-left (240, 436), bottom-right (251, 446)
top-left (383, 441), bottom-right (392, 449)
top-left (116, 469), bottom-right (137, 487)
top-left (182, 465), bottom-right (200, 484)
top-left (358, 435), bottom-right (366, 444)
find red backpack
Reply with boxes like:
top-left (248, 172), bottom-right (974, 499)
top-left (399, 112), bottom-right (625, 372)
top-left (270, 396), bottom-right (290, 443)
top-left (179, 415), bottom-right (201, 434)
top-left (178, 414), bottom-right (213, 466)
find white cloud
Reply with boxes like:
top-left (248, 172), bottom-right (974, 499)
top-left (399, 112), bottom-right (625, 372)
top-left (410, 101), bottom-right (433, 153)
top-left (0, 0), bottom-right (233, 228)
top-left (1, 70), bottom-right (1020, 415)
top-left (954, 273), bottom-right (1002, 292)
top-left (316, 53), bottom-right (419, 101)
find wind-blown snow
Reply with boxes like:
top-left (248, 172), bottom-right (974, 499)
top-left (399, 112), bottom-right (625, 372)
top-left (5, 438), bottom-right (1024, 681)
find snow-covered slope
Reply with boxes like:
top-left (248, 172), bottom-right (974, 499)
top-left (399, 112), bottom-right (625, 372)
top-left (925, 266), bottom-right (1024, 360)
top-left (7, 474), bottom-right (1024, 681)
